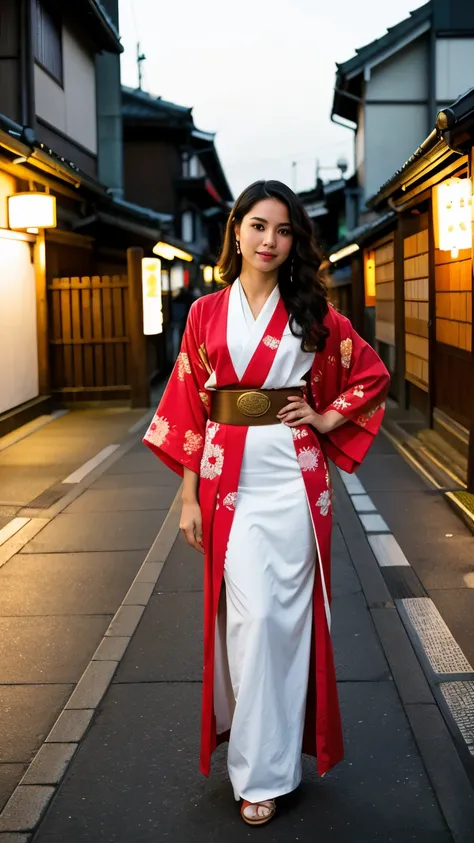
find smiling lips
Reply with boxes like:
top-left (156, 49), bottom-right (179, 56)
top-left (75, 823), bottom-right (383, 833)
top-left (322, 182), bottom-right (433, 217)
top-left (257, 251), bottom-right (276, 261)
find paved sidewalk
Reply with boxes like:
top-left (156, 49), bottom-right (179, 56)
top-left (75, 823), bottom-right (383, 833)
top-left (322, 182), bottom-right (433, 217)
top-left (0, 435), bottom-right (471, 841)
top-left (0, 410), bottom-right (179, 832)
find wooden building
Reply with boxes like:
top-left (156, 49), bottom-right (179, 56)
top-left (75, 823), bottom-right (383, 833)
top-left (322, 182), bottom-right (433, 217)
top-left (330, 87), bottom-right (474, 503)
top-left (0, 1), bottom-right (233, 434)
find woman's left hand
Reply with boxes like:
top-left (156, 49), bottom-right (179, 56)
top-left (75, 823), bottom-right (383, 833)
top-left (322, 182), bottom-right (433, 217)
top-left (277, 395), bottom-right (332, 434)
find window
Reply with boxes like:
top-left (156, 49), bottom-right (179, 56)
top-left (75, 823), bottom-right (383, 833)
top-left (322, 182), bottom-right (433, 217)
top-left (181, 211), bottom-right (194, 243)
top-left (189, 156), bottom-right (199, 178)
top-left (181, 152), bottom-right (189, 177)
top-left (34, 0), bottom-right (63, 85)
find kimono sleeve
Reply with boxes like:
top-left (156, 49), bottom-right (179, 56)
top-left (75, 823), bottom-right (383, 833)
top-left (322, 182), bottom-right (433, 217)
top-left (143, 301), bottom-right (210, 476)
top-left (315, 311), bottom-right (390, 474)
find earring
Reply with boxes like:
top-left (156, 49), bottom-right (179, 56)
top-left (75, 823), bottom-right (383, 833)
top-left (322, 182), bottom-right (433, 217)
top-left (236, 240), bottom-right (241, 255)
top-left (290, 257), bottom-right (294, 283)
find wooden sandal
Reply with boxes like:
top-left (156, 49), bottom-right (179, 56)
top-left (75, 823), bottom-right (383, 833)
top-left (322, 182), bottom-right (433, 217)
top-left (241, 799), bottom-right (276, 826)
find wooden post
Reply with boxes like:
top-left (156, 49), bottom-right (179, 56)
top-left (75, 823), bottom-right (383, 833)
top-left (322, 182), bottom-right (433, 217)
top-left (34, 231), bottom-right (50, 394)
top-left (127, 246), bottom-right (149, 408)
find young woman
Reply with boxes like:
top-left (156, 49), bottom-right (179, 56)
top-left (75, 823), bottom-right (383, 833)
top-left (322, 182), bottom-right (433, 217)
top-left (143, 180), bottom-right (389, 826)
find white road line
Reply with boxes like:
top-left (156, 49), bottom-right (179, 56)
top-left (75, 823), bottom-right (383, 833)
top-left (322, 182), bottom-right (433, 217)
top-left (368, 533), bottom-right (411, 567)
top-left (0, 517), bottom-right (30, 547)
top-left (337, 468), bottom-right (365, 495)
top-left (62, 445), bottom-right (120, 484)
top-left (401, 597), bottom-right (473, 675)
top-left (351, 493), bottom-right (377, 512)
top-left (359, 513), bottom-right (390, 533)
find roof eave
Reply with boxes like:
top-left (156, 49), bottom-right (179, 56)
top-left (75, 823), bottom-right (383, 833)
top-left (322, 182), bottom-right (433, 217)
top-left (84, 0), bottom-right (123, 54)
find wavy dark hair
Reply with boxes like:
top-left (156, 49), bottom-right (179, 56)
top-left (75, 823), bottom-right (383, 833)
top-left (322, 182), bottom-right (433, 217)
top-left (218, 180), bottom-right (330, 352)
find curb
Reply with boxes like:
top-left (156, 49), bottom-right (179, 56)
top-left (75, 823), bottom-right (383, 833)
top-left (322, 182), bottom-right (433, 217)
top-left (333, 469), bottom-right (474, 842)
top-left (0, 474), bottom-right (182, 836)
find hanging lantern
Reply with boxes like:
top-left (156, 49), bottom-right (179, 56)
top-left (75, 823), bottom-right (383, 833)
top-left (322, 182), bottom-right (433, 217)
top-left (8, 192), bottom-right (57, 232)
top-left (142, 258), bottom-right (163, 335)
top-left (203, 265), bottom-right (213, 283)
top-left (435, 177), bottom-right (472, 259)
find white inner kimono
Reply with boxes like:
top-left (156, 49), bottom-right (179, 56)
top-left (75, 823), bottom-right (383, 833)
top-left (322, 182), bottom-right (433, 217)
top-left (211, 279), bottom-right (317, 804)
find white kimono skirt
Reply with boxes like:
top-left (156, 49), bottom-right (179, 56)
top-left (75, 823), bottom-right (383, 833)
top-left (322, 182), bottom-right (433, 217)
top-left (211, 280), bottom-right (317, 804)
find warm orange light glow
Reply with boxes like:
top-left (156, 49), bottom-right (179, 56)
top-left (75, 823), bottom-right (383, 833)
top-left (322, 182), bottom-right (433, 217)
top-left (203, 265), bottom-right (213, 283)
top-left (364, 250), bottom-right (376, 307)
top-left (8, 193), bottom-right (57, 230)
top-left (153, 241), bottom-right (193, 262)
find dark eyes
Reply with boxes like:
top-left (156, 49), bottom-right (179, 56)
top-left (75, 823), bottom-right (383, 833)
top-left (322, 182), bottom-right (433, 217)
top-left (251, 224), bottom-right (292, 236)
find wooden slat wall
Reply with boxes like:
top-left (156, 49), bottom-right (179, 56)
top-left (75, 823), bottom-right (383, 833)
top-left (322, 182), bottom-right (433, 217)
top-left (435, 241), bottom-right (472, 353)
top-left (374, 236), bottom-right (395, 349)
top-left (404, 228), bottom-right (429, 391)
top-left (48, 275), bottom-right (130, 395)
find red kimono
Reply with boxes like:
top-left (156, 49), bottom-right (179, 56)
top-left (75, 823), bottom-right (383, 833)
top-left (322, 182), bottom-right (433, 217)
top-left (143, 283), bottom-right (390, 780)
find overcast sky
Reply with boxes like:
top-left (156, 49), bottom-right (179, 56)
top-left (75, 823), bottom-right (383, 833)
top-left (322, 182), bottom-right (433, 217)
top-left (118, 0), bottom-right (421, 197)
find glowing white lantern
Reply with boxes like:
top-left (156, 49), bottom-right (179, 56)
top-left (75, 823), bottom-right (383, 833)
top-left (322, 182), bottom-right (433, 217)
top-left (170, 263), bottom-right (184, 291)
top-left (203, 265), bottom-right (213, 283)
top-left (142, 258), bottom-right (163, 335)
top-left (435, 178), bottom-right (472, 259)
top-left (8, 192), bottom-right (57, 232)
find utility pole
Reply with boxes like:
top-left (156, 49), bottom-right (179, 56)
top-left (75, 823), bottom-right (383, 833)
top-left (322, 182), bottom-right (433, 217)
top-left (137, 42), bottom-right (146, 90)
top-left (292, 161), bottom-right (297, 192)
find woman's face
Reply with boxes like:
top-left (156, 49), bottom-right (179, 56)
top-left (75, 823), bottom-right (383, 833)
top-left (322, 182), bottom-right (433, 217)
top-left (235, 198), bottom-right (293, 274)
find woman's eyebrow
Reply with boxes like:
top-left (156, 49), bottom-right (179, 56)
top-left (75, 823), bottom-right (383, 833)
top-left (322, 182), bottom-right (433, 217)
top-left (250, 216), bottom-right (292, 226)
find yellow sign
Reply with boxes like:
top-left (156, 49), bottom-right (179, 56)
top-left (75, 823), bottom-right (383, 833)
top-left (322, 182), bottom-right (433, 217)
top-left (142, 258), bottom-right (163, 335)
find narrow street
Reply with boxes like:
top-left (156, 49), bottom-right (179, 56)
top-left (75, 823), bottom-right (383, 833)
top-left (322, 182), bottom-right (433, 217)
top-left (0, 413), bottom-right (473, 841)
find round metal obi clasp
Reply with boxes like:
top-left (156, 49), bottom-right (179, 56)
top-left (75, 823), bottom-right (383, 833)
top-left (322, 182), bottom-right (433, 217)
top-left (236, 391), bottom-right (271, 417)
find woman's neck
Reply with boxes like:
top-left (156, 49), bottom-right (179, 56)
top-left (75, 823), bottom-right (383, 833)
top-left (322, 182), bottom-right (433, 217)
top-left (239, 265), bottom-right (278, 302)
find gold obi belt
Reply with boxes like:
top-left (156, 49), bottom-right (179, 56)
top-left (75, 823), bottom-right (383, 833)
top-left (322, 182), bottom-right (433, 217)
top-left (210, 387), bottom-right (303, 426)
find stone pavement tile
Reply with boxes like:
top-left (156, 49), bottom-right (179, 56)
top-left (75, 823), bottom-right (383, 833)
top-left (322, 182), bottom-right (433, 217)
top-left (114, 593), bottom-right (203, 683)
top-left (0, 616), bottom-right (109, 683)
top-left (368, 488), bottom-right (471, 543)
top-left (32, 682), bottom-right (450, 843)
top-left (0, 551), bottom-right (145, 615)
top-left (331, 526), bottom-right (362, 599)
top-left (106, 451), bottom-right (167, 474)
top-left (0, 469), bottom-right (59, 508)
top-left (332, 594), bottom-right (389, 682)
top-left (155, 533), bottom-right (204, 592)
top-left (20, 511), bottom-right (164, 554)
top-left (64, 486), bottom-right (176, 513)
top-left (92, 471), bottom-right (179, 490)
top-left (429, 589), bottom-right (474, 669)
top-left (0, 685), bottom-right (73, 763)
top-left (363, 490), bottom-right (474, 584)
top-left (0, 765), bottom-right (27, 814)
top-left (366, 433), bottom-right (397, 455)
top-left (356, 454), bottom-right (427, 492)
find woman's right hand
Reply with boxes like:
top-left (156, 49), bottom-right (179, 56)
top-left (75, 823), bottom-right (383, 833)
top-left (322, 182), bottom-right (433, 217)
top-left (180, 499), bottom-right (204, 554)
